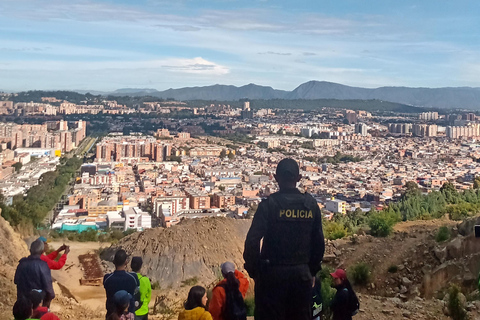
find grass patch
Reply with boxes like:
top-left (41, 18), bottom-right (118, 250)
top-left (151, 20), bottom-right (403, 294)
top-left (181, 276), bottom-right (199, 287)
top-left (244, 296), bottom-right (255, 316)
top-left (387, 265), bottom-right (398, 273)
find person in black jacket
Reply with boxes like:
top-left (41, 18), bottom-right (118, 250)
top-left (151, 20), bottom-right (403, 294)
top-left (244, 158), bottom-right (325, 320)
top-left (14, 239), bottom-right (55, 308)
top-left (330, 269), bottom-right (355, 320)
top-left (103, 249), bottom-right (139, 319)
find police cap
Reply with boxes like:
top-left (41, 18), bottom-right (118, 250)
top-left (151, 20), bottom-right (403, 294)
top-left (276, 158), bottom-right (300, 180)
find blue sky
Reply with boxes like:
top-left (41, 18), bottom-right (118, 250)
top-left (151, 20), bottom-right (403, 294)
top-left (1, 0), bottom-right (480, 92)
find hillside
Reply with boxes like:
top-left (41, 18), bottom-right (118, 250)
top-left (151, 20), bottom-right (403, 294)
top-left (0, 215), bottom-right (29, 317)
top-left (101, 217), bottom-right (252, 288)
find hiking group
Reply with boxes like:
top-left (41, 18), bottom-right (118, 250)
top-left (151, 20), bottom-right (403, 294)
top-left (13, 158), bottom-right (358, 320)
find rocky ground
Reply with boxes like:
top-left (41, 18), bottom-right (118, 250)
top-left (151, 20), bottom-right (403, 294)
top-left (3, 215), bottom-right (480, 320)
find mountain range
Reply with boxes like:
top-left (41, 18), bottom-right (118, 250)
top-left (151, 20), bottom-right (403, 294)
top-left (91, 81), bottom-right (480, 109)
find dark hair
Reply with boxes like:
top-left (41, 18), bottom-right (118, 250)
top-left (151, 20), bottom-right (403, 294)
top-left (225, 271), bottom-right (240, 292)
top-left (113, 249), bottom-right (128, 267)
top-left (131, 256), bottom-right (143, 272)
top-left (29, 289), bottom-right (45, 309)
top-left (13, 296), bottom-right (32, 320)
top-left (184, 286), bottom-right (206, 310)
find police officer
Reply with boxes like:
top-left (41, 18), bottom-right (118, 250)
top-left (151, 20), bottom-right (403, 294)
top-left (244, 158), bottom-right (324, 320)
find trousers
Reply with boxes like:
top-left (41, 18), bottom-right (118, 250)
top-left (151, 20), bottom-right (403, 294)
top-left (254, 264), bottom-right (312, 320)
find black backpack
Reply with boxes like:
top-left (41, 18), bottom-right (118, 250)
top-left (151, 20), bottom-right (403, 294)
top-left (133, 275), bottom-right (144, 311)
top-left (343, 288), bottom-right (360, 316)
top-left (219, 283), bottom-right (247, 320)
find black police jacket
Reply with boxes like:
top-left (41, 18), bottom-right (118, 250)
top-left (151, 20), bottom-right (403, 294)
top-left (244, 188), bottom-right (325, 278)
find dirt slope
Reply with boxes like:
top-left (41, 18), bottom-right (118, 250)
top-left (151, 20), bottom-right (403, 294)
top-left (102, 217), bottom-right (252, 289)
top-left (0, 215), bottom-right (29, 319)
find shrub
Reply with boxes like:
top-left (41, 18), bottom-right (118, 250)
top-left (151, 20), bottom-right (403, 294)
top-left (324, 221), bottom-right (348, 240)
top-left (368, 212), bottom-right (396, 237)
top-left (387, 265), bottom-right (398, 273)
top-left (244, 296), bottom-right (255, 316)
top-left (151, 281), bottom-right (161, 290)
top-left (181, 277), bottom-right (199, 287)
top-left (349, 262), bottom-right (371, 286)
top-left (447, 284), bottom-right (468, 320)
top-left (317, 267), bottom-right (336, 320)
top-left (436, 226), bottom-right (451, 243)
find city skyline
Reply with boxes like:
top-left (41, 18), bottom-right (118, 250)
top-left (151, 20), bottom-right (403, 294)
top-left (1, 0), bottom-right (480, 91)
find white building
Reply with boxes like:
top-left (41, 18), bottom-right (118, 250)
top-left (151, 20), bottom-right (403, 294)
top-left (325, 199), bottom-right (347, 215)
top-left (123, 206), bottom-right (152, 231)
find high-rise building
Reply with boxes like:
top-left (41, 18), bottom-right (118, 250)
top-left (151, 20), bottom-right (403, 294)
top-left (354, 123), bottom-right (368, 136)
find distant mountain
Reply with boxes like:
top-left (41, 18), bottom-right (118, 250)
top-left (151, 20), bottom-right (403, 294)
top-left (112, 88), bottom-right (161, 96)
top-left (287, 81), bottom-right (480, 109)
top-left (148, 83), bottom-right (288, 101)
top-left (98, 81), bottom-right (480, 109)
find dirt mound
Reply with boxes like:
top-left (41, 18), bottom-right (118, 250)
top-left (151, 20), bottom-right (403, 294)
top-left (101, 217), bottom-right (252, 288)
top-left (0, 215), bottom-right (29, 319)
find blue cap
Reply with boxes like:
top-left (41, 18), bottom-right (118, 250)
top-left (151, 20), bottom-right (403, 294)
top-left (38, 236), bottom-right (47, 242)
top-left (113, 290), bottom-right (132, 306)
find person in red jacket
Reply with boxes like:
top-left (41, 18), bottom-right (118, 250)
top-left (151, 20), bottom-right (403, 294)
top-left (38, 237), bottom-right (69, 270)
top-left (209, 262), bottom-right (249, 320)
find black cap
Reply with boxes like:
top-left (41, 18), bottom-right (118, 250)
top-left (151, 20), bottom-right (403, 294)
top-left (276, 158), bottom-right (299, 180)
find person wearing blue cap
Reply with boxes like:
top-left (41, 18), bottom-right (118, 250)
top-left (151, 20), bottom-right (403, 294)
top-left (106, 290), bottom-right (135, 320)
top-left (37, 237), bottom-right (70, 270)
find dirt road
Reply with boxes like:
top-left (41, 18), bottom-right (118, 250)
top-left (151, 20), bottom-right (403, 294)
top-left (49, 241), bottom-right (106, 311)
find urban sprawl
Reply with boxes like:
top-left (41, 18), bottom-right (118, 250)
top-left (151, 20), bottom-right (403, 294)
top-left (1, 95), bottom-right (480, 234)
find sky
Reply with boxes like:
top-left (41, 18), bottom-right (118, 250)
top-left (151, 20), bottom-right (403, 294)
top-left (1, 0), bottom-right (480, 92)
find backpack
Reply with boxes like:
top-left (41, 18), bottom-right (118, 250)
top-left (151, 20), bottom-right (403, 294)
top-left (133, 275), bottom-right (144, 311)
top-left (219, 283), bottom-right (247, 320)
top-left (343, 288), bottom-right (360, 316)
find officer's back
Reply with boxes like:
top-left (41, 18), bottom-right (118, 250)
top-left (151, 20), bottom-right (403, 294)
top-left (244, 158), bottom-right (325, 320)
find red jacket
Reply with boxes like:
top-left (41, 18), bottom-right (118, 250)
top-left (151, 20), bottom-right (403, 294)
top-left (209, 270), bottom-right (249, 320)
top-left (40, 312), bottom-right (61, 320)
top-left (41, 251), bottom-right (67, 270)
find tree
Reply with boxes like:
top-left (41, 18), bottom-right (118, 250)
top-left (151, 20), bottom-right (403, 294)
top-left (474, 177), bottom-right (480, 189)
top-left (12, 162), bottom-right (22, 172)
top-left (220, 149), bottom-right (227, 158)
top-left (403, 181), bottom-right (421, 198)
top-left (227, 152), bottom-right (235, 160)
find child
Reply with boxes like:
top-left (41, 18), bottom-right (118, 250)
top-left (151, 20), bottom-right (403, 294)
top-left (108, 290), bottom-right (136, 320)
top-left (178, 286), bottom-right (213, 320)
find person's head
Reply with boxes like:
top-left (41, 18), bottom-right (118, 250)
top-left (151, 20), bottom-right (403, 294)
top-left (37, 236), bottom-right (48, 252)
top-left (221, 261), bottom-right (239, 289)
top-left (29, 289), bottom-right (45, 310)
top-left (220, 261), bottom-right (235, 278)
top-left (30, 239), bottom-right (44, 256)
top-left (13, 296), bottom-right (33, 320)
top-left (274, 158), bottom-right (301, 188)
top-left (113, 290), bottom-right (131, 314)
top-left (330, 269), bottom-right (347, 287)
top-left (131, 256), bottom-right (143, 273)
top-left (184, 286), bottom-right (207, 310)
top-left (113, 249), bottom-right (128, 269)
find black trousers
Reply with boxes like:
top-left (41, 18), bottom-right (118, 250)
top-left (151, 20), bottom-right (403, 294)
top-left (135, 314), bottom-right (148, 320)
top-left (254, 264), bottom-right (312, 320)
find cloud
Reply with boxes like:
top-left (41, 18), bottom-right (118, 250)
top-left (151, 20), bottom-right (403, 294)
top-left (303, 52), bottom-right (316, 56)
top-left (0, 56), bottom-right (229, 75)
top-left (161, 57), bottom-right (229, 75)
top-left (155, 24), bottom-right (201, 32)
top-left (257, 51), bottom-right (291, 56)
